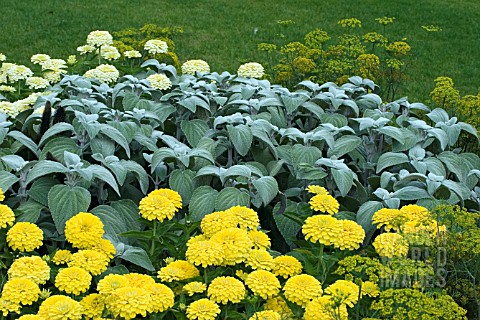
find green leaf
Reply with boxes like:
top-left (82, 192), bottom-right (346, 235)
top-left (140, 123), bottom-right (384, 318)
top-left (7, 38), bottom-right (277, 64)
top-left (223, 165), bottom-right (252, 182)
top-left (90, 137), bottom-right (115, 157)
top-left (356, 201), bottom-right (383, 242)
top-left (1, 155), bottom-right (27, 171)
top-left (122, 93), bottom-right (140, 111)
top-left (189, 186), bottom-right (219, 222)
top-left (281, 93), bottom-right (309, 115)
top-left (48, 185), bottom-right (91, 234)
top-left (291, 145), bottom-right (322, 166)
top-left (295, 163), bottom-right (328, 180)
top-left (111, 199), bottom-right (143, 232)
top-left (273, 201), bottom-right (303, 248)
top-left (227, 124), bottom-right (253, 157)
top-left (169, 169), bottom-right (196, 206)
top-left (181, 119), bottom-right (209, 148)
top-left (319, 113), bottom-right (348, 128)
top-left (88, 165), bottom-right (120, 195)
top-left (151, 148), bottom-right (176, 173)
top-left (40, 137), bottom-right (81, 162)
top-left (331, 168), bottom-right (354, 197)
top-left (329, 135), bottom-right (362, 158)
top-left (8, 131), bottom-right (40, 157)
top-left (38, 122), bottom-right (74, 146)
top-left (120, 160), bottom-right (150, 194)
top-left (376, 126), bottom-right (405, 144)
top-left (376, 152), bottom-right (409, 173)
top-left (100, 124), bottom-right (131, 158)
top-left (151, 102), bottom-right (176, 123)
top-left (0, 171), bottom-right (19, 192)
top-left (26, 161), bottom-right (68, 184)
top-left (91, 205), bottom-right (132, 244)
top-left (16, 200), bottom-right (44, 223)
top-left (252, 176), bottom-right (279, 206)
top-left (427, 108), bottom-right (449, 124)
top-left (215, 187), bottom-right (250, 211)
top-left (28, 176), bottom-right (58, 206)
top-left (118, 245), bottom-right (155, 271)
top-left (392, 186), bottom-right (431, 200)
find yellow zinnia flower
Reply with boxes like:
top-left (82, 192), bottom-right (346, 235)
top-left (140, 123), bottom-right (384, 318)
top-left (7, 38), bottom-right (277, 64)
top-left (186, 298), bottom-right (220, 320)
top-left (123, 273), bottom-right (156, 288)
top-left (333, 220), bottom-right (365, 250)
top-left (52, 249), bottom-right (73, 265)
top-left (306, 185), bottom-right (329, 195)
top-left (157, 260), bottom-right (200, 282)
top-left (97, 274), bottom-right (129, 295)
top-left (149, 188), bottom-right (182, 209)
top-left (309, 194), bottom-right (340, 214)
top-left (271, 255), bottom-right (303, 279)
top-left (146, 283), bottom-right (175, 313)
top-left (183, 282), bottom-right (207, 296)
top-left (1, 278), bottom-right (40, 305)
top-left (283, 274), bottom-right (323, 307)
top-left (207, 276), bottom-right (245, 304)
top-left (245, 249), bottom-right (274, 270)
top-left (245, 270), bottom-right (281, 299)
top-left (106, 287), bottom-right (151, 320)
top-left (0, 187), bottom-right (5, 202)
top-left (211, 227), bottom-right (253, 266)
top-left (248, 230), bottom-right (271, 249)
top-left (304, 296), bottom-right (348, 320)
top-left (0, 203), bottom-right (14, 229)
top-left (372, 233), bottom-right (409, 258)
top-left (201, 211), bottom-right (238, 237)
top-left (80, 294), bottom-right (105, 319)
top-left (38, 295), bottom-right (83, 320)
top-left (186, 240), bottom-right (224, 267)
top-left (64, 212), bottom-right (104, 249)
top-left (325, 279), bottom-right (359, 307)
top-left (249, 310), bottom-right (281, 320)
top-left (8, 256), bottom-right (50, 285)
top-left (55, 267), bottom-right (92, 296)
top-left (138, 193), bottom-right (177, 222)
top-left (225, 206), bottom-right (260, 230)
top-left (68, 250), bottom-right (109, 275)
top-left (264, 296), bottom-right (294, 318)
top-left (6, 222), bottom-right (43, 252)
top-left (302, 215), bottom-right (342, 246)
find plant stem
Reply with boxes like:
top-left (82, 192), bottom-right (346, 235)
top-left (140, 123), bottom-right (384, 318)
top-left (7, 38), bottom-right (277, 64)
top-left (150, 220), bottom-right (157, 257)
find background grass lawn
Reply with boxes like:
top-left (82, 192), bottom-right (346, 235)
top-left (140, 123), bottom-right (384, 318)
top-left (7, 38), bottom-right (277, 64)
top-left (0, 0), bottom-right (479, 102)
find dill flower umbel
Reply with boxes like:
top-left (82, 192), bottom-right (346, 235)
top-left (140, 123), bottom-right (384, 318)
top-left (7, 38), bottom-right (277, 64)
top-left (372, 232), bottom-right (409, 258)
top-left (309, 194), bottom-right (340, 214)
top-left (325, 279), bottom-right (359, 307)
top-left (248, 230), bottom-right (271, 249)
top-left (210, 227), bottom-right (253, 266)
top-left (8, 256), bottom-right (50, 285)
top-left (181, 59), bottom-right (211, 75)
top-left (245, 249), bottom-right (274, 270)
top-left (283, 274), bottom-right (323, 307)
top-left (38, 295), bottom-right (83, 320)
top-left (225, 206), bottom-right (260, 230)
top-left (245, 270), bottom-right (281, 299)
top-left (207, 276), bottom-right (245, 304)
top-left (0, 204), bottom-right (15, 229)
top-left (186, 298), bottom-right (220, 320)
top-left (184, 282), bottom-right (207, 296)
top-left (302, 215), bottom-right (342, 246)
top-left (64, 212), bottom-right (104, 249)
top-left (86, 30), bottom-right (113, 47)
top-left (333, 220), bottom-right (365, 250)
top-left (1, 278), bottom-right (40, 305)
top-left (68, 250), bottom-right (109, 275)
top-left (237, 62), bottom-right (264, 78)
top-left (138, 192), bottom-right (178, 221)
top-left (157, 260), bottom-right (200, 282)
top-left (271, 255), bottom-right (303, 279)
top-left (106, 287), bottom-right (151, 320)
top-left (186, 240), bottom-right (224, 267)
top-left (304, 296), bottom-right (348, 320)
top-left (6, 222), bottom-right (43, 252)
top-left (249, 310), bottom-right (281, 320)
top-left (81, 294), bottom-right (104, 319)
top-left (146, 73), bottom-right (172, 90)
top-left (146, 283), bottom-right (174, 313)
top-left (97, 274), bottom-right (129, 295)
top-left (201, 211), bottom-right (238, 237)
top-left (55, 267), bottom-right (92, 295)
top-left (144, 39), bottom-right (168, 54)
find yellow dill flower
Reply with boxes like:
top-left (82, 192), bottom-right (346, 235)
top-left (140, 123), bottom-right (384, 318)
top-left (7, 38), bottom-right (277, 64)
top-left (399, 204), bottom-right (430, 222)
top-left (106, 287), bottom-right (150, 320)
top-left (422, 25), bottom-right (442, 32)
top-left (38, 295), bottom-right (83, 320)
top-left (249, 310), bottom-right (281, 320)
top-left (264, 296), bottom-right (294, 318)
top-left (338, 18), bottom-right (362, 28)
top-left (183, 281), bottom-right (207, 296)
top-left (6, 222), bottom-right (43, 252)
top-left (146, 283), bottom-right (174, 313)
top-left (90, 238), bottom-right (116, 259)
top-left (207, 276), bottom-right (245, 304)
top-left (97, 274), bottom-right (129, 295)
top-left (0, 204), bottom-right (14, 229)
top-left (68, 250), bottom-right (109, 276)
top-left (306, 185), bottom-right (329, 195)
top-left (157, 260), bottom-right (200, 282)
top-left (245, 270), bottom-right (281, 299)
top-left (52, 249), bottom-right (72, 265)
top-left (361, 281), bottom-right (380, 297)
top-left (248, 230), bottom-right (271, 249)
top-left (292, 57), bottom-right (316, 74)
top-left (375, 16), bottom-right (395, 26)
top-left (80, 293), bottom-right (104, 319)
top-left (271, 255), bottom-right (303, 279)
top-left (186, 298), bottom-right (220, 320)
top-left (138, 193), bottom-right (177, 222)
top-left (257, 43), bottom-right (277, 53)
top-left (147, 74), bottom-right (172, 90)
top-left (1, 278), bottom-right (40, 305)
top-left (237, 62), bottom-right (264, 78)
top-left (304, 296), bottom-right (348, 320)
top-left (186, 240), bottom-right (224, 267)
top-left (309, 194), bottom-right (340, 214)
top-left (283, 274), bottom-right (323, 307)
top-left (8, 256), bottom-right (50, 285)
top-left (55, 267), bottom-right (92, 296)
top-left (181, 60), bottom-right (210, 75)
top-left (149, 188), bottom-right (182, 209)
top-left (123, 273), bottom-right (156, 288)
top-left (302, 215), bottom-right (342, 246)
top-left (304, 29), bottom-right (330, 48)
top-left (362, 32), bottom-right (388, 44)
top-left (386, 41), bottom-right (411, 55)
top-left (0, 298), bottom-right (20, 316)
top-left (201, 211), bottom-right (238, 237)
top-left (372, 208), bottom-right (405, 231)
top-left (325, 279), bottom-right (359, 307)
top-left (245, 249), bottom-right (274, 270)
top-left (0, 188), bottom-right (5, 202)
top-left (210, 227), bottom-right (253, 266)
top-left (333, 220), bottom-right (365, 250)
top-left (372, 233), bottom-right (409, 258)
top-left (225, 206), bottom-right (260, 230)
top-left (64, 212), bottom-right (104, 249)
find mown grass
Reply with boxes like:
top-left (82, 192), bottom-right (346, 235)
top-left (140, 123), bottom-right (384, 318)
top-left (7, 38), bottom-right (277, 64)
top-left (0, 0), bottom-right (479, 101)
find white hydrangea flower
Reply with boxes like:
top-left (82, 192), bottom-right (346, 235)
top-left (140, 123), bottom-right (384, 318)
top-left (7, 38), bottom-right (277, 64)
top-left (124, 50), bottom-right (142, 59)
top-left (31, 54), bottom-right (51, 65)
top-left (144, 40), bottom-right (168, 55)
top-left (86, 30), bottom-right (113, 47)
top-left (0, 85), bottom-right (16, 93)
top-left (0, 53), bottom-right (6, 62)
top-left (84, 64), bottom-right (119, 84)
top-left (26, 77), bottom-right (50, 90)
top-left (77, 45), bottom-right (95, 55)
top-left (181, 59), bottom-right (210, 75)
top-left (146, 73), bottom-right (172, 90)
top-left (99, 45), bottom-right (120, 60)
top-left (237, 62), bottom-right (264, 78)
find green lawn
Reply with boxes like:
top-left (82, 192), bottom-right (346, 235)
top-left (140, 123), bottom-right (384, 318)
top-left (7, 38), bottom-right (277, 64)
top-left (0, 0), bottom-right (479, 102)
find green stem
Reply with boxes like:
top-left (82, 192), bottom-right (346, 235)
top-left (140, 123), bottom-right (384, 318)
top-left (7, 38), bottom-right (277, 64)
top-left (150, 220), bottom-right (157, 257)
top-left (204, 267), bottom-right (208, 284)
top-left (316, 243), bottom-right (325, 278)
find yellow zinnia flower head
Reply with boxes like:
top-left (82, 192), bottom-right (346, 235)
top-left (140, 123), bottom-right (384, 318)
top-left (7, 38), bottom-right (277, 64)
top-left (372, 208), bottom-right (405, 231)
top-left (201, 211), bottom-right (238, 237)
top-left (181, 59), bottom-right (211, 75)
top-left (149, 188), bottom-right (182, 209)
top-left (245, 249), bottom-right (274, 270)
top-left (184, 281), bottom-right (207, 296)
top-left (0, 203), bottom-right (14, 228)
top-left (106, 287), bottom-right (151, 320)
top-left (186, 298), bottom-right (220, 320)
top-left (64, 212), bottom-right (104, 249)
top-left (333, 220), bottom-right (365, 250)
top-left (0, 297), bottom-right (20, 316)
top-left (68, 250), bottom-right (109, 275)
top-left (372, 233), bottom-right (409, 258)
top-left (302, 215), bottom-right (342, 246)
top-left (91, 238), bottom-right (116, 259)
top-left (304, 296), bottom-right (348, 320)
top-left (80, 293), bottom-right (105, 319)
top-left (271, 255), bottom-right (303, 279)
top-left (245, 270), bottom-right (281, 299)
top-left (309, 194), bottom-right (340, 214)
top-left (8, 256), bottom-right (50, 285)
top-left (207, 276), bottom-right (245, 304)
top-left (0, 187), bottom-right (5, 202)
top-left (52, 249), bottom-right (72, 265)
top-left (146, 283), bottom-right (175, 313)
top-left (86, 30), bottom-right (113, 47)
top-left (210, 227), bottom-right (253, 266)
top-left (55, 267), bottom-right (92, 296)
top-left (186, 240), bottom-right (224, 267)
top-left (18, 315), bottom-right (44, 320)
top-left (283, 274), bottom-right (323, 307)
top-left (361, 281), bottom-right (380, 297)
top-left (6, 222), bottom-right (43, 252)
top-left (248, 230), bottom-right (271, 249)
top-left (97, 274), bottom-right (129, 295)
top-left (306, 185), bottom-right (329, 195)
top-left (1, 278), bottom-right (40, 305)
top-left (237, 62), bottom-right (264, 78)
top-left (225, 206), bottom-right (260, 230)
top-left (249, 310), bottom-right (281, 320)
top-left (157, 260), bottom-right (200, 282)
top-left (399, 204), bottom-right (431, 222)
top-left (264, 296), bottom-right (294, 318)
top-left (38, 295), bottom-right (83, 320)
top-left (325, 279), bottom-right (359, 307)
top-left (138, 192), bottom-right (178, 221)
top-left (124, 273), bottom-right (156, 288)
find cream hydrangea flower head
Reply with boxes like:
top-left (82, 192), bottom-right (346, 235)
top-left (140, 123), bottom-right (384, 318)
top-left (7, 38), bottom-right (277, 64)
top-left (84, 64), bottom-right (119, 84)
top-left (25, 77), bottom-right (50, 90)
top-left (99, 45), bottom-right (120, 60)
top-left (181, 59), bottom-right (210, 75)
top-left (146, 73), bottom-right (172, 90)
top-left (144, 39), bottom-right (168, 54)
top-left (87, 30), bottom-right (113, 47)
top-left (0, 85), bottom-right (16, 93)
top-left (77, 45), bottom-right (95, 55)
top-left (237, 62), bottom-right (264, 78)
top-left (31, 54), bottom-right (51, 65)
top-left (124, 50), bottom-right (142, 58)
top-left (0, 53), bottom-right (6, 61)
